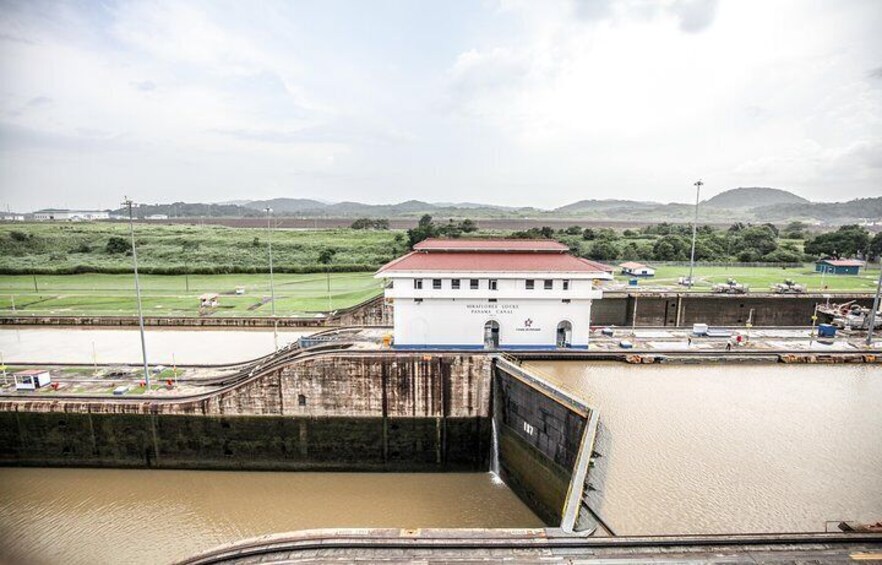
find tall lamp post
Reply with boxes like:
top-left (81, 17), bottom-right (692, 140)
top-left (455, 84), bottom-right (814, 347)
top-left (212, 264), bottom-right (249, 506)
top-left (265, 207), bottom-right (278, 351)
top-left (123, 197), bottom-right (150, 387)
top-left (687, 179), bottom-right (703, 289)
top-left (866, 263), bottom-right (882, 346)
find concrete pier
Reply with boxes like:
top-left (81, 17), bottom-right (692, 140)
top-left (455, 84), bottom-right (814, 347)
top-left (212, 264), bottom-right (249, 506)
top-left (178, 528), bottom-right (882, 564)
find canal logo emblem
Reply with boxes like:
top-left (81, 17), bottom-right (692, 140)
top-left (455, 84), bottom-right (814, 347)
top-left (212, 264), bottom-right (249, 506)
top-left (516, 318), bottom-right (541, 332)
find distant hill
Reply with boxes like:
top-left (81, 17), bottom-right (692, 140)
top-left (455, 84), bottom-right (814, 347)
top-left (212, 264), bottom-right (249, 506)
top-left (703, 187), bottom-right (809, 209)
top-left (553, 199), bottom-right (656, 214)
top-left (245, 198), bottom-right (537, 218)
top-left (750, 196), bottom-right (882, 222)
top-left (110, 202), bottom-right (261, 218)
top-left (94, 188), bottom-right (880, 226)
top-left (244, 198), bottom-right (327, 214)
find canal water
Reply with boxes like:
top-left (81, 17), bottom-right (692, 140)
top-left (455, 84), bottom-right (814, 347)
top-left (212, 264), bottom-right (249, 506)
top-left (526, 361), bottom-right (882, 536)
top-left (0, 469), bottom-right (542, 565)
top-left (0, 327), bottom-right (314, 365)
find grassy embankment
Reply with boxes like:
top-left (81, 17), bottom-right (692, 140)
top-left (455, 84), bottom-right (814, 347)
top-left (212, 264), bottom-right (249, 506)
top-left (0, 222), bottom-right (403, 274)
top-left (632, 264), bottom-right (881, 292)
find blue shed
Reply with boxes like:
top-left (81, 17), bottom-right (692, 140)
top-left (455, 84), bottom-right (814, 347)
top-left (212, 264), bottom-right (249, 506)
top-left (814, 259), bottom-right (864, 275)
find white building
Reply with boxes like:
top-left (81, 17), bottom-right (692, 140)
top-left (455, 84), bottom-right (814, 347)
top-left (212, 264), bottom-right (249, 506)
top-left (375, 239), bottom-right (613, 350)
top-left (13, 369), bottom-right (51, 391)
top-left (619, 261), bottom-right (656, 277)
top-left (33, 209), bottom-right (110, 221)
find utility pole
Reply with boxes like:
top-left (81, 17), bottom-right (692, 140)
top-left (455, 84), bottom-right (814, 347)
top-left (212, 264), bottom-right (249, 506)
top-left (123, 197), bottom-right (150, 388)
top-left (266, 207), bottom-right (278, 351)
top-left (866, 263), bottom-right (882, 346)
top-left (687, 179), bottom-right (703, 289)
top-left (327, 269), bottom-right (332, 312)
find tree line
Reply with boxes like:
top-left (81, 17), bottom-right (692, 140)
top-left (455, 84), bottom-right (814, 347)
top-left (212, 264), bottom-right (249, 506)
top-left (509, 221), bottom-right (882, 263)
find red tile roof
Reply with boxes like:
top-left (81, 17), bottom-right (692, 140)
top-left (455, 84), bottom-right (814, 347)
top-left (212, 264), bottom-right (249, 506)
top-left (619, 261), bottom-right (649, 269)
top-left (378, 251), bottom-right (613, 274)
top-left (412, 238), bottom-right (569, 252)
top-left (817, 259), bottom-right (865, 267)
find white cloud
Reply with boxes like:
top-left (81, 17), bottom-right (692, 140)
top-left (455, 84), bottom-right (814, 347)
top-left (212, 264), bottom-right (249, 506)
top-left (0, 0), bottom-right (880, 210)
top-left (441, 0), bottom-right (882, 202)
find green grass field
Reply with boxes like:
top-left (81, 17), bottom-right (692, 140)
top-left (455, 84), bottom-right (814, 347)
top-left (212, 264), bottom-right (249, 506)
top-left (626, 264), bottom-right (881, 292)
top-left (0, 263), bottom-right (877, 318)
top-left (0, 272), bottom-right (383, 317)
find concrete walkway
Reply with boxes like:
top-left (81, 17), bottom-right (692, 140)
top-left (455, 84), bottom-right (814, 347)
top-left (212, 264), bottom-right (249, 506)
top-left (589, 326), bottom-right (882, 353)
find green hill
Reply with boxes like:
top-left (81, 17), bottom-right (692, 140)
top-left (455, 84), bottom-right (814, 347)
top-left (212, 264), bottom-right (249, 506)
top-left (703, 187), bottom-right (809, 209)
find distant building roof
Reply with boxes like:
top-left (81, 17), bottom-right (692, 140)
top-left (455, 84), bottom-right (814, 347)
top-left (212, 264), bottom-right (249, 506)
top-left (619, 261), bottom-right (652, 270)
top-left (34, 209), bottom-right (108, 214)
top-left (816, 259), bottom-right (865, 267)
top-left (378, 251), bottom-right (612, 274)
top-left (13, 369), bottom-right (49, 376)
top-left (412, 238), bottom-right (569, 253)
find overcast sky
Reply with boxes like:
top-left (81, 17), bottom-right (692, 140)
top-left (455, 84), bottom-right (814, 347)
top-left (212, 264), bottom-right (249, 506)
top-left (1, 0), bottom-right (880, 211)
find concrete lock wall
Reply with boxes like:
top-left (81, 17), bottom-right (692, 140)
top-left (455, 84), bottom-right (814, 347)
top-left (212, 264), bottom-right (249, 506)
top-left (493, 362), bottom-right (591, 527)
top-left (594, 293), bottom-right (877, 327)
top-left (0, 353), bottom-right (491, 472)
top-left (0, 352), bottom-right (598, 530)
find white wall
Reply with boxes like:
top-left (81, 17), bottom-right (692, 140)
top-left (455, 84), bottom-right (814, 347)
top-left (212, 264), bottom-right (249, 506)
top-left (392, 297), bottom-right (594, 348)
top-left (385, 276), bottom-right (602, 301)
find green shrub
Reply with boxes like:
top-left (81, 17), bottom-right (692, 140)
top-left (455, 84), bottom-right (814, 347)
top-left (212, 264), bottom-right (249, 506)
top-left (106, 236), bottom-right (131, 254)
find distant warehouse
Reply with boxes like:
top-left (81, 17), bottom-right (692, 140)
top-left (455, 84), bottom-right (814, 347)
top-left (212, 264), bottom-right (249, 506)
top-left (33, 209), bottom-right (109, 221)
top-left (619, 262), bottom-right (655, 277)
top-left (815, 258), bottom-right (864, 275)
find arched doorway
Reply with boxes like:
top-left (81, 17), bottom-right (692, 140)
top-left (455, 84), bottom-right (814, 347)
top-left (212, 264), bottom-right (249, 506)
top-left (483, 320), bottom-right (500, 349)
top-left (556, 320), bottom-right (573, 348)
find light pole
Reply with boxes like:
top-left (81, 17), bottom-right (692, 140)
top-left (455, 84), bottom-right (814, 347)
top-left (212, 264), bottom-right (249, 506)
top-left (866, 263), bottom-right (882, 346)
top-left (123, 197), bottom-right (150, 388)
top-left (326, 269), bottom-right (332, 312)
top-left (687, 179), bottom-right (703, 289)
top-left (265, 207), bottom-right (278, 351)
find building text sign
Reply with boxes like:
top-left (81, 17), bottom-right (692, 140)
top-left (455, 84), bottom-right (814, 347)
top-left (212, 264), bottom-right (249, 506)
top-left (467, 303), bottom-right (519, 316)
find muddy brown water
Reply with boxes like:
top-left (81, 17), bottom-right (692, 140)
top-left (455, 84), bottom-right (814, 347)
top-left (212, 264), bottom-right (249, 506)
top-left (0, 469), bottom-right (542, 565)
top-left (525, 361), bottom-right (882, 536)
